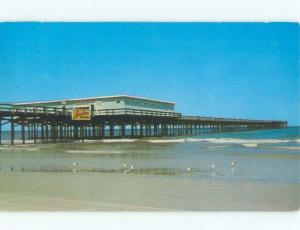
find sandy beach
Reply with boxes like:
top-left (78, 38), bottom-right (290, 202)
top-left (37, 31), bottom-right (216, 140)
top-left (0, 128), bottom-right (299, 211)
top-left (0, 172), bottom-right (299, 211)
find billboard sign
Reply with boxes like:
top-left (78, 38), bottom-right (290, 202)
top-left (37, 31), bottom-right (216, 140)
top-left (72, 109), bottom-right (91, 120)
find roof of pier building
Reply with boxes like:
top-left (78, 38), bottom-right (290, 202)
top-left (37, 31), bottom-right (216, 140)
top-left (13, 95), bottom-right (175, 108)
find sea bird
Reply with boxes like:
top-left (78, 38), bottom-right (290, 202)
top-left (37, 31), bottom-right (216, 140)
top-left (230, 161), bottom-right (236, 166)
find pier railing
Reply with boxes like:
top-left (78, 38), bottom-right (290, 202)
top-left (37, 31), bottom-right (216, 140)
top-left (181, 116), bottom-right (285, 124)
top-left (0, 104), bottom-right (181, 118)
top-left (94, 108), bottom-right (181, 117)
top-left (0, 104), bottom-right (286, 123)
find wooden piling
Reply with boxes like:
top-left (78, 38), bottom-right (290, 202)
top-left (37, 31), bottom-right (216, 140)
top-left (10, 114), bottom-right (14, 145)
top-left (110, 124), bottom-right (114, 138)
top-left (21, 119), bottom-right (25, 144)
top-left (121, 124), bottom-right (125, 138)
top-left (0, 116), bottom-right (2, 145)
top-left (33, 122), bottom-right (37, 143)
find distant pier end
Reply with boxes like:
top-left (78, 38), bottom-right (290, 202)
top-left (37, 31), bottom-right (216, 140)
top-left (0, 95), bottom-right (287, 145)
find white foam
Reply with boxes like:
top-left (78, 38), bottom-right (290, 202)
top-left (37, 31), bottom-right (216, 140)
top-left (241, 143), bottom-right (258, 147)
top-left (22, 148), bottom-right (40, 151)
top-left (186, 138), bottom-right (292, 145)
top-left (143, 137), bottom-right (297, 146)
top-left (145, 139), bottom-right (186, 143)
top-left (268, 146), bottom-right (300, 150)
top-left (185, 138), bottom-right (206, 143)
top-left (67, 150), bottom-right (124, 154)
top-left (81, 140), bottom-right (99, 143)
top-left (100, 139), bottom-right (138, 143)
top-left (0, 140), bottom-right (38, 145)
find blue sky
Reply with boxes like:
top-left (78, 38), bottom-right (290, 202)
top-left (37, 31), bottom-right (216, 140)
top-left (0, 22), bottom-right (299, 125)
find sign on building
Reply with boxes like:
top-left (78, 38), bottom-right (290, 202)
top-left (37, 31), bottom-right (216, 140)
top-left (72, 109), bottom-right (91, 120)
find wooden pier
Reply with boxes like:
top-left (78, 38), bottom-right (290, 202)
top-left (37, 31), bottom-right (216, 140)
top-left (0, 104), bottom-right (287, 145)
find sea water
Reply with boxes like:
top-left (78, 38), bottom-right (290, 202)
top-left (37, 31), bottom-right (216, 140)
top-left (0, 127), bottom-right (299, 184)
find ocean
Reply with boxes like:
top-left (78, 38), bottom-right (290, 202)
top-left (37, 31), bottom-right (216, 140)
top-left (0, 127), bottom-right (299, 210)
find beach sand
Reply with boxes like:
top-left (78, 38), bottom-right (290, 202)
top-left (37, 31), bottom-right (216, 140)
top-left (0, 172), bottom-right (299, 211)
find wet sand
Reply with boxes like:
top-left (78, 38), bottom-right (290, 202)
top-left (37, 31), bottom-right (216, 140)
top-left (0, 172), bottom-right (299, 211)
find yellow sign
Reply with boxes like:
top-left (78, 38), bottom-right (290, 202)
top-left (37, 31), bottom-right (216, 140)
top-left (72, 109), bottom-right (91, 120)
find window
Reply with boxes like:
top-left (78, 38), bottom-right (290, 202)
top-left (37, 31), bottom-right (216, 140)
top-left (116, 100), bottom-right (120, 104)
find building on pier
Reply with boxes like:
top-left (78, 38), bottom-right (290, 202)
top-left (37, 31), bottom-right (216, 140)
top-left (13, 95), bottom-right (175, 113)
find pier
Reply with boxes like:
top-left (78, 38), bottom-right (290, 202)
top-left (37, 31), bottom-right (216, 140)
top-left (0, 103), bottom-right (287, 145)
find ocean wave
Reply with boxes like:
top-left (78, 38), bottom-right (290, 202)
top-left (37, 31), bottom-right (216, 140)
top-left (67, 150), bottom-right (124, 154)
top-left (0, 140), bottom-right (36, 145)
top-left (186, 138), bottom-right (292, 145)
top-left (145, 139), bottom-right (186, 143)
top-left (100, 139), bottom-right (138, 143)
top-left (143, 137), bottom-right (298, 147)
top-left (267, 146), bottom-right (300, 150)
top-left (80, 140), bottom-right (99, 143)
top-left (241, 143), bottom-right (258, 147)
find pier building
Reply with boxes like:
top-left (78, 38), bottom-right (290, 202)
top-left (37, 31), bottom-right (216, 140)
top-left (14, 95), bottom-right (175, 113)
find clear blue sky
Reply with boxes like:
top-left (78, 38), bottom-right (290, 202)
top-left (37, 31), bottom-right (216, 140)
top-left (0, 22), bottom-right (299, 125)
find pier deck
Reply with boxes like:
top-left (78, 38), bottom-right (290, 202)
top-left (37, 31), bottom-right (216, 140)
top-left (0, 104), bottom-right (287, 145)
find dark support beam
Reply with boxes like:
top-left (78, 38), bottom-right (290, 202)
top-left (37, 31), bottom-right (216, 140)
top-left (121, 124), bottom-right (125, 138)
top-left (0, 116), bottom-right (2, 145)
top-left (140, 124), bottom-right (143, 137)
top-left (28, 125), bottom-right (31, 139)
top-left (21, 119), bottom-right (25, 144)
top-left (45, 123), bottom-right (49, 142)
top-left (131, 124), bottom-right (134, 137)
top-left (41, 122), bottom-right (44, 142)
top-left (10, 114), bottom-right (14, 145)
top-left (80, 125), bottom-right (84, 141)
top-left (33, 122), bottom-right (37, 143)
top-left (92, 126), bottom-right (96, 138)
top-left (101, 124), bottom-right (105, 138)
top-left (59, 124), bottom-right (63, 141)
top-left (110, 124), bottom-right (114, 138)
top-left (73, 125), bottom-right (78, 140)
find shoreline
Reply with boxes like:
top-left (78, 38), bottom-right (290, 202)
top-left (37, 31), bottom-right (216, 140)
top-left (0, 172), bottom-right (299, 211)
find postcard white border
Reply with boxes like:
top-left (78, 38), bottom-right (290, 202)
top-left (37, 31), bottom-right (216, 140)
top-left (0, 0), bottom-right (299, 229)
top-left (0, 0), bottom-right (299, 22)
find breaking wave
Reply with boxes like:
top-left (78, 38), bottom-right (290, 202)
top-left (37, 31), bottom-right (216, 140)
top-left (186, 138), bottom-right (292, 144)
top-left (145, 139), bottom-right (186, 143)
top-left (143, 137), bottom-right (299, 148)
top-left (99, 139), bottom-right (138, 143)
top-left (267, 146), bottom-right (300, 150)
top-left (0, 140), bottom-right (36, 145)
top-left (241, 143), bottom-right (259, 148)
top-left (67, 150), bottom-right (124, 154)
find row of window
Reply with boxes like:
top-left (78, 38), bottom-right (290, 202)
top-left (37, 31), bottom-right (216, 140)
top-left (115, 100), bottom-right (171, 109)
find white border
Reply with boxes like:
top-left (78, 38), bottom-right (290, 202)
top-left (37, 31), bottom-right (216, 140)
top-left (0, 0), bottom-right (299, 22)
top-left (0, 212), bottom-right (300, 230)
top-left (0, 0), bottom-right (299, 229)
